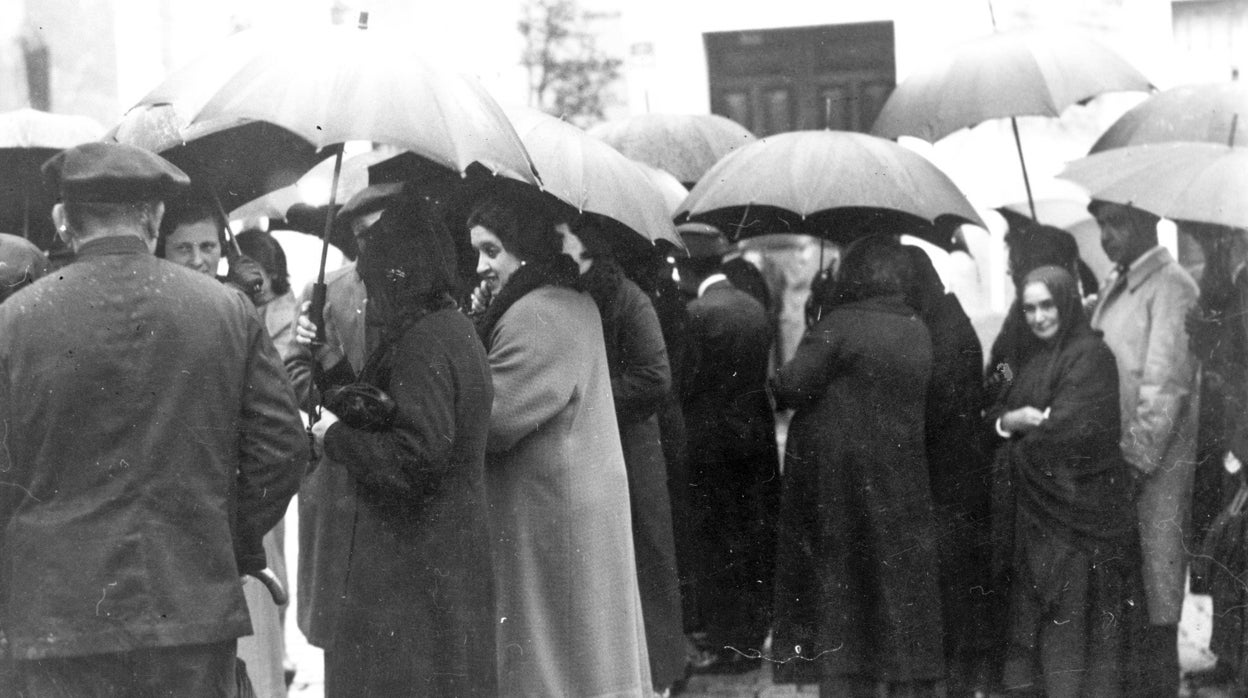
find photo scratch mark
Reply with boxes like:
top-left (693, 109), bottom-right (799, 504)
top-left (96, 582), bottom-right (118, 616)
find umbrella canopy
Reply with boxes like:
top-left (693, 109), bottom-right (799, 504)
top-left (230, 147), bottom-right (401, 221)
top-left (675, 130), bottom-right (983, 248)
top-left (588, 113), bottom-right (755, 185)
top-left (872, 29), bottom-right (1152, 143)
top-left (153, 22), bottom-right (537, 185)
top-left (507, 109), bottom-right (682, 249)
top-left (1090, 82), bottom-right (1248, 153)
top-left (633, 160), bottom-right (689, 216)
top-left (108, 103), bottom-right (326, 214)
top-left (0, 108), bottom-right (103, 149)
top-left (0, 109), bottom-right (105, 247)
top-left (1059, 141), bottom-right (1248, 229)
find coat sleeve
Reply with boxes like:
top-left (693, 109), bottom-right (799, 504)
top-left (284, 281), bottom-right (318, 410)
top-left (1018, 339), bottom-right (1121, 463)
top-left (1122, 276), bottom-right (1199, 476)
top-left (771, 317), bottom-right (840, 410)
top-left (235, 310), bottom-right (309, 573)
top-left (322, 324), bottom-right (467, 501)
top-left (486, 296), bottom-right (580, 453)
top-left (611, 287), bottom-right (672, 421)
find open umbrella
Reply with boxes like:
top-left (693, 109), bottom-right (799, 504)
top-left (108, 103), bottom-right (327, 216)
top-left (1059, 141), bottom-right (1248, 229)
top-left (230, 147), bottom-right (402, 221)
top-left (588, 113), bottom-right (755, 186)
top-left (872, 28), bottom-right (1151, 219)
top-left (507, 108), bottom-right (682, 251)
top-left (1091, 82), bottom-right (1248, 153)
top-left (0, 108), bottom-right (104, 247)
top-left (633, 160), bottom-right (689, 216)
top-left (675, 130), bottom-right (984, 249)
top-left (137, 15), bottom-right (539, 336)
top-left (180, 22), bottom-right (537, 185)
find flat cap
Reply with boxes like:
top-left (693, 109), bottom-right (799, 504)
top-left (0, 233), bottom-right (49, 293)
top-left (42, 142), bottom-right (190, 203)
top-left (677, 221), bottom-right (732, 259)
top-left (339, 183), bottom-right (404, 224)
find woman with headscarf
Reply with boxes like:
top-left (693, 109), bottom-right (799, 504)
top-left (770, 235), bottom-right (944, 697)
top-left (309, 192), bottom-right (497, 697)
top-left (985, 265), bottom-right (1139, 697)
top-left (559, 216), bottom-right (685, 692)
top-left (468, 195), bottom-right (652, 696)
top-left (986, 225), bottom-right (1090, 406)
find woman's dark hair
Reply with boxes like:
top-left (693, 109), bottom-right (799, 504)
top-left (832, 234), bottom-right (908, 306)
top-left (568, 214), bottom-right (612, 260)
top-left (235, 229), bottom-right (290, 296)
top-left (358, 192), bottom-right (461, 326)
top-left (155, 194), bottom-right (223, 259)
top-left (466, 195), bottom-right (564, 262)
top-left (901, 245), bottom-right (944, 320)
top-left (1020, 264), bottom-right (1087, 345)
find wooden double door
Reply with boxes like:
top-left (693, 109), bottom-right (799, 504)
top-left (706, 21), bottom-right (896, 137)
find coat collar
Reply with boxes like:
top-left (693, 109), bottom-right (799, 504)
top-left (1120, 245), bottom-right (1174, 293)
top-left (74, 234), bottom-right (151, 259)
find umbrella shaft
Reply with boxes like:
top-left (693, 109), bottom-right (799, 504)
top-left (1010, 117), bottom-right (1037, 221)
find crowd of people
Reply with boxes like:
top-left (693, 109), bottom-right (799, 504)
top-left (0, 131), bottom-right (1245, 698)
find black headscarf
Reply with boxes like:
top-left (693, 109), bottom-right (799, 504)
top-left (823, 234), bottom-right (908, 309)
top-left (356, 191), bottom-right (460, 343)
top-left (1019, 264), bottom-right (1088, 350)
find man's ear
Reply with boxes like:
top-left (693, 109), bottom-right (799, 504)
top-left (51, 204), bottom-right (69, 244)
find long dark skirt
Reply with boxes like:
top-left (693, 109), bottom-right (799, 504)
top-left (1000, 513), bottom-right (1140, 698)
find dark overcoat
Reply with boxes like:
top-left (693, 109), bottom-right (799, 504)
top-left (682, 279), bottom-right (780, 648)
top-left (320, 307), bottom-right (496, 697)
top-left (594, 270), bottom-right (685, 688)
top-left (771, 294), bottom-right (944, 683)
top-left (921, 293), bottom-right (994, 676)
top-left (0, 235), bottom-right (306, 660)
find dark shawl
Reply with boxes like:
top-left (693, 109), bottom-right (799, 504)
top-left (988, 266), bottom-right (1136, 547)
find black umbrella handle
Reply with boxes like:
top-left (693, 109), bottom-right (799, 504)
top-left (310, 281), bottom-right (328, 345)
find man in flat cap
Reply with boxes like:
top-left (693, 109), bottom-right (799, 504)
top-left (0, 142), bottom-right (307, 696)
top-left (286, 183), bottom-right (399, 662)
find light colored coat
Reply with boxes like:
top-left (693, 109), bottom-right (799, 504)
top-left (485, 285), bottom-right (652, 697)
top-left (1091, 246), bottom-right (1200, 625)
top-left (286, 264), bottom-right (368, 647)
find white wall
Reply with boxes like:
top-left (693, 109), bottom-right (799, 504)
top-left (613, 0), bottom-right (1175, 116)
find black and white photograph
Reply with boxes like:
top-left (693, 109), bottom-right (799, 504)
top-left (0, 0), bottom-right (1244, 696)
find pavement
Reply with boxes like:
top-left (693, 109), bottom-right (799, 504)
top-left (279, 498), bottom-right (1228, 698)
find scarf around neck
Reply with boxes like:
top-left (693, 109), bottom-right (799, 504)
top-left (475, 254), bottom-right (582, 347)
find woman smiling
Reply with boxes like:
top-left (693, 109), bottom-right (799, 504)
top-left (467, 196), bottom-right (652, 697)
